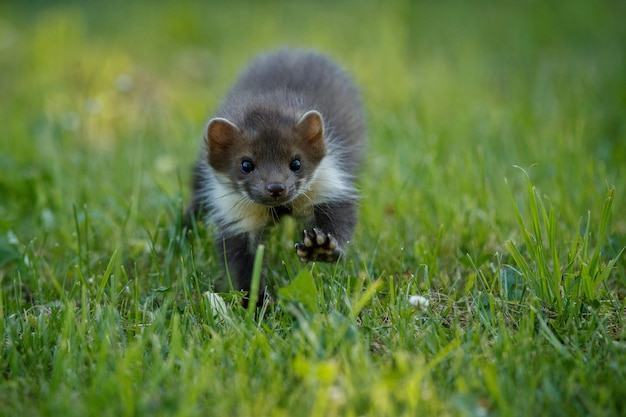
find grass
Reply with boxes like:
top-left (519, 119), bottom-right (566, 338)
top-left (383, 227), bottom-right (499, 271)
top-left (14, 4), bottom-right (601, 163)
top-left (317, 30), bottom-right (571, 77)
top-left (1, 0), bottom-right (625, 416)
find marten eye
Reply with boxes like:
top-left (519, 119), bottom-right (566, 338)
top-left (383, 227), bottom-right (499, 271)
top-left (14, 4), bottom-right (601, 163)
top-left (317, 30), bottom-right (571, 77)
top-left (289, 158), bottom-right (302, 172)
top-left (240, 160), bottom-right (255, 174)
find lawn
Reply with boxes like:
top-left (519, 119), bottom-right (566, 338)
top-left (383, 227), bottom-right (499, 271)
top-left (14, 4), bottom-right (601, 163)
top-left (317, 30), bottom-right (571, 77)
top-left (1, 1), bottom-right (625, 416)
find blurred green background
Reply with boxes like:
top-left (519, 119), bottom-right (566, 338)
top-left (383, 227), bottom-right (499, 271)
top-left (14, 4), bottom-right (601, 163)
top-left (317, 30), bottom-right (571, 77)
top-left (2, 0), bottom-right (624, 241)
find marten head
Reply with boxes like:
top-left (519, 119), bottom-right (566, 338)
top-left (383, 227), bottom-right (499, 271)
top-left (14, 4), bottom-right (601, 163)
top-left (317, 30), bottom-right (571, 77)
top-left (205, 110), bottom-right (326, 207)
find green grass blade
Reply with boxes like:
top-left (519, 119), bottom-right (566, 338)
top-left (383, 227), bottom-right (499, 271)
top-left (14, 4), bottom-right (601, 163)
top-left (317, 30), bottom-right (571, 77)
top-left (588, 187), bottom-right (614, 287)
top-left (96, 249), bottom-right (119, 304)
top-left (247, 244), bottom-right (265, 314)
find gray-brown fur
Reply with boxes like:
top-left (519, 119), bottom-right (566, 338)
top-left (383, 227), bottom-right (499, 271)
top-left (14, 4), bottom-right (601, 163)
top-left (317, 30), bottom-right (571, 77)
top-left (186, 49), bottom-right (365, 304)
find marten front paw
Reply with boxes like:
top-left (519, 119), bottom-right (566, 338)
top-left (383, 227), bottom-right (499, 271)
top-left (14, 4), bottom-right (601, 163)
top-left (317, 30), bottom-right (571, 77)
top-left (295, 228), bottom-right (341, 263)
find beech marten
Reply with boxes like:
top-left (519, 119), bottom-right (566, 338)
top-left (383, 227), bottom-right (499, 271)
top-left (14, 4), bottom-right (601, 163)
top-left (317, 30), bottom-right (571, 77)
top-left (186, 49), bottom-right (365, 304)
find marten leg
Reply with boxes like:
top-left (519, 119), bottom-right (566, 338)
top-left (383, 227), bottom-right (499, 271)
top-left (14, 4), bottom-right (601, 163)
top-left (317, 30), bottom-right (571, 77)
top-left (295, 200), bottom-right (357, 263)
top-left (219, 233), bottom-right (266, 305)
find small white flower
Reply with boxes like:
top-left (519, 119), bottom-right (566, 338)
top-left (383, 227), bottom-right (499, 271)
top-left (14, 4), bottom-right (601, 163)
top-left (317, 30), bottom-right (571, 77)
top-left (203, 291), bottom-right (229, 321)
top-left (155, 155), bottom-right (176, 174)
top-left (115, 74), bottom-right (134, 93)
top-left (409, 295), bottom-right (429, 310)
top-left (85, 97), bottom-right (103, 115)
top-left (60, 111), bottom-right (80, 131)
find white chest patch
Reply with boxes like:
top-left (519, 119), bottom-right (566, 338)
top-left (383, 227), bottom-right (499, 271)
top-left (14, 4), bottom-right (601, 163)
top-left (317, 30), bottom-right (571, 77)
top-left (199, 155), bottom-right (355, 237)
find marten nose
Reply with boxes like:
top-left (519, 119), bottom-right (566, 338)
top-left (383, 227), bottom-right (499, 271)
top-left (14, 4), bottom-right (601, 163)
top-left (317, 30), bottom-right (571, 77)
top-left (267, 183), bottom-right (286, 198)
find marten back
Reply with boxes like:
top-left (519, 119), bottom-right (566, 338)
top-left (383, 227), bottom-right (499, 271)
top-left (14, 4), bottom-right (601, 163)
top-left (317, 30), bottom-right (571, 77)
top-left (216, 49), bottom-right (365, 173)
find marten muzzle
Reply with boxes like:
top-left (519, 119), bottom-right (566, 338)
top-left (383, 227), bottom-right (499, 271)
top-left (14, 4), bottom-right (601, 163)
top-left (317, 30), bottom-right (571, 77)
top-left (267, 183), bottom-right (286, 199)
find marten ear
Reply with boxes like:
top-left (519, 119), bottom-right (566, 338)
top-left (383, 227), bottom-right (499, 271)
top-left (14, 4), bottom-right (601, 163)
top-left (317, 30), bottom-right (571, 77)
top-left (295, 110), bottom-right (326, 161)
top-left (206, 118), bottom-right (240, 171)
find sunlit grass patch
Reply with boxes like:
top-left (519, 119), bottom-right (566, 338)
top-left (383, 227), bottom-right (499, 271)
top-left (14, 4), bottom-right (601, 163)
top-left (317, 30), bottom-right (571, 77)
top-left (505, 169), bottom-right (624, 316)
